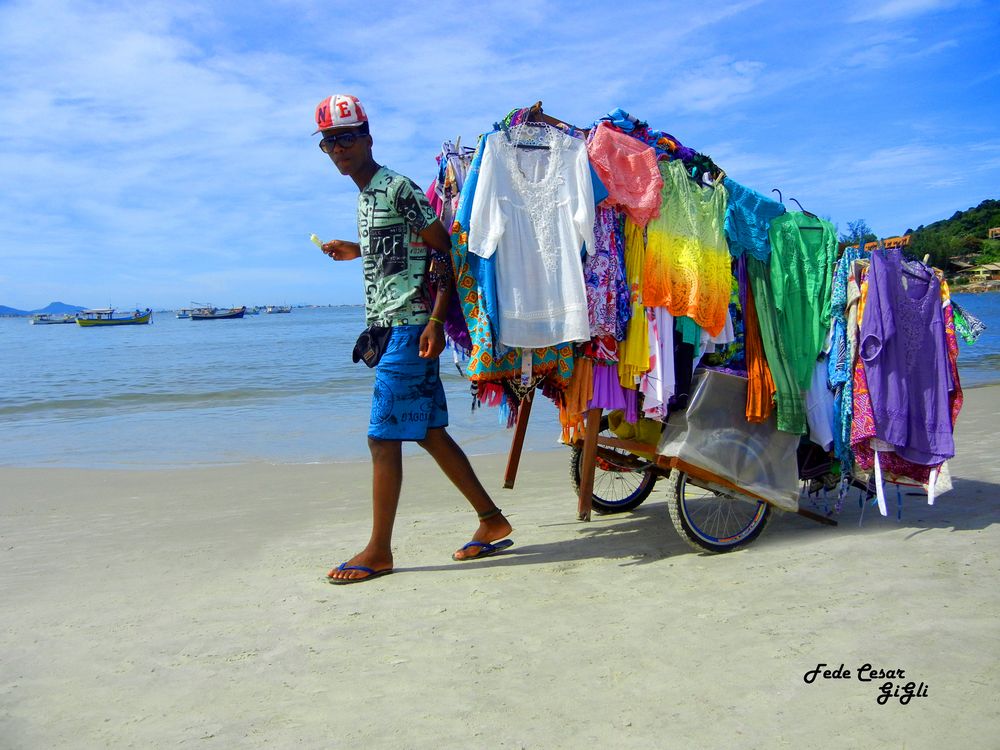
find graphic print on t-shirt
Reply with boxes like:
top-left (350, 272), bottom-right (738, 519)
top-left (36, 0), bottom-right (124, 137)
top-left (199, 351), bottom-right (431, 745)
top-left (356, 168), bottom-right (437, 325)
top-left (367, 224), bottom-right (408, 277)
top-left (394, 186), bottom-right (431, 234)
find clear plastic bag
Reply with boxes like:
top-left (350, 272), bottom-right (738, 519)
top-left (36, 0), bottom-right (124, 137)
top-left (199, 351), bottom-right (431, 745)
top-left (657, 370), bottom-right (800, 511)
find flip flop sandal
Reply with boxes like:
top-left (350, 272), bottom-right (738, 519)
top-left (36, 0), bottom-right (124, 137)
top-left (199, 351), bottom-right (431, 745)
top-left (452, 538), bottom-right (514, 561)
top-left (327, 563), bottom-right (394, 585)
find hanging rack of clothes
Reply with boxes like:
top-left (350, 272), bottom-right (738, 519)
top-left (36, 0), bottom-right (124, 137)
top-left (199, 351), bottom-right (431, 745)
top-left (426, 101), bottom-right (974, 522)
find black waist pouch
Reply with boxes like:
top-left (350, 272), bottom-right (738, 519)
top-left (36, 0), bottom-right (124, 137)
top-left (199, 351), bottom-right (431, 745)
top-left (352, 325), bottom-right (392, 368)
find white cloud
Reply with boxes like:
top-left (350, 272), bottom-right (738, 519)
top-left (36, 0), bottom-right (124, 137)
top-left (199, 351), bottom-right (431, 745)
top-left (697, 140), bottom-right (796, 187)
top-left (746, 139), bottom-right (1000, 237)
top-left (0, 1), bottom-right (344, 305)
top-left (850, 0), bottom-right (964, 22)
top-left (657, 58), bottom-right (766, 114)
top-left (841, 37), bottom-right (958, 69)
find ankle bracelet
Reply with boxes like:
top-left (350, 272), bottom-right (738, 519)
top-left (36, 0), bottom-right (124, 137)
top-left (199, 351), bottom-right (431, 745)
top-left (477, 507), bottom-right (503, 520)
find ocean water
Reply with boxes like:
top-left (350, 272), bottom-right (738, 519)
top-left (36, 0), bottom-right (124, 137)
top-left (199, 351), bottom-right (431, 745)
top-left (952, 291), bottom-right (1000, 386)
top-left (1, 294), bottom-right (997, 469)
top-left (0, 307), bottom-right (563, 469)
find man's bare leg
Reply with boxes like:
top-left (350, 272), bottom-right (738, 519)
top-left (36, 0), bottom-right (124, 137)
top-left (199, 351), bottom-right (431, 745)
top-left (418, 427), bottom-right (512, 559)
top-left (328, 437), bottom-right (401, 581)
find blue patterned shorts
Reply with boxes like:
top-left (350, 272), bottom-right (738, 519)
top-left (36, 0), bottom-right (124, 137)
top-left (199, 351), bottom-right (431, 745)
top-left (369, 325), bottom-right (448, 441)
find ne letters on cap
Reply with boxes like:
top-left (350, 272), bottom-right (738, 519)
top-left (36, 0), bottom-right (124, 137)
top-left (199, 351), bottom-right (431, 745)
top-left (314, 94), bottom-right (368, 133)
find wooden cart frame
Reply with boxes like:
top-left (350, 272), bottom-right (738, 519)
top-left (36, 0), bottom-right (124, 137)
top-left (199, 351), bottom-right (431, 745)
top-left (502, 395), bottom-right (836, 528)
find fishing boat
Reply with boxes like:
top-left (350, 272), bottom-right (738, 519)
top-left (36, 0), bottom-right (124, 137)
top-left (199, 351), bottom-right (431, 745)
top-left (176, 308), bottom-right (192, 319)
top-left (190, 305), bottom-right (246, 320)
top-left (245, 306), bottom-right (260, 315)
top-left (30, 313), bottom-right (77, 325)
top-left (265, 305), bottom-right (291, 314)
top-left (76, 308), bottom-right (153, 327)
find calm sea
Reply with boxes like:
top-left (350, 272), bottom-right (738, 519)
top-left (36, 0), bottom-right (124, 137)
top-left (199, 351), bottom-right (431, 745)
top-left (0, 306), bottom-right (564, 469)
top-left (1, 294), bottom-right (997, 469)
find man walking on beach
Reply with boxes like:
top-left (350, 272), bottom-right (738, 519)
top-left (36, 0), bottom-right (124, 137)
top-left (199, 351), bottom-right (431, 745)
top-left (314, 94), bottom-right (513, 584)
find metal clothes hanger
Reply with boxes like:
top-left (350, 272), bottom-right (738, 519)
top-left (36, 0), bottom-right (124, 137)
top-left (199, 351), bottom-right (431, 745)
top-left (788, 197), bottom-right (824, 230)
top-left (789, 198), bottom-right (817, 218)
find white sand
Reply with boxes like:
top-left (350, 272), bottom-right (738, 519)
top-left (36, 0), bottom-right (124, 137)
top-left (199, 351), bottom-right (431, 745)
top-left (1, 386), bottom-right (999, 749)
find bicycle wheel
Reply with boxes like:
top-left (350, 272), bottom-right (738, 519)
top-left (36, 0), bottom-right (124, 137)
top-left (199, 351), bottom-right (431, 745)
top-left (665, 470), bottom-right (770, 553)
top-left (569, 417), bottom-right (658, 514)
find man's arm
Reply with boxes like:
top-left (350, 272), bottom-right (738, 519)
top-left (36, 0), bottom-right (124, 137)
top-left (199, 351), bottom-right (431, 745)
top-left (418, 220), bottom-right (454, 358)
top-left (420, 219), bottom-right (452, 255)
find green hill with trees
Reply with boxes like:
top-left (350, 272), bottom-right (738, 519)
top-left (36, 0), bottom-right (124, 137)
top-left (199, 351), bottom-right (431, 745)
top-left (903, 198), bottom-right (1000, 267)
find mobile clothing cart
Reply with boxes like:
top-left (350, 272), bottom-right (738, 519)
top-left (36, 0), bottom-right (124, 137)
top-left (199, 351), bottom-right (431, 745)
top-left (503, 369), bottom-right (838, 554)
top-left (441, 102), bottom-right (949, 552)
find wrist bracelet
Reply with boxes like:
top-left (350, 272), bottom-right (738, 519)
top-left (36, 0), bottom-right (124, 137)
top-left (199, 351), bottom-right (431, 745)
top-left (429, 316), bottom-right (444, 325)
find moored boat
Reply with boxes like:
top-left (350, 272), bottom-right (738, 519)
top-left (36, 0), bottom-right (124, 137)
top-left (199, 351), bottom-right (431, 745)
top-left (191, 306), bottom-right (246, 320)
top-left (76, 308), bottom-right (153, 327)
top-left (176, 308), bottom-right (192, 319)
top-left (265, 305), bottom-right (291, 314)
top-left (30, 313), bottom-right (77, 325)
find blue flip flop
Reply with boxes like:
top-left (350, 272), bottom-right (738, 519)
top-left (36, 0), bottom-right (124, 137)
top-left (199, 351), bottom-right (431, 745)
top-left (327, 563), bottom-right (394, 585)
top-left (452, 538), bottom-right (514, 561)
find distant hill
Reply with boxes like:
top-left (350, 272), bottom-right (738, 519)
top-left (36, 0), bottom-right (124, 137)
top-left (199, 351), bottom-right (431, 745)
top-left (0, 301), bottom-right (88, 316)
top-left (905, 199), bottom-right (1000, 267)
top-left (36, 301), bottom-right (87, 314)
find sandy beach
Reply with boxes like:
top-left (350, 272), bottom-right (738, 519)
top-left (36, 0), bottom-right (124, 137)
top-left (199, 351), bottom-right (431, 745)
top-left (2, 386), bottom-right (999, 749)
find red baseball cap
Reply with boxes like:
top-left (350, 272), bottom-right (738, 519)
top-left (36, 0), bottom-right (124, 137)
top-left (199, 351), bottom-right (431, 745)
top-left (313, 94), bottom-right (368, 134)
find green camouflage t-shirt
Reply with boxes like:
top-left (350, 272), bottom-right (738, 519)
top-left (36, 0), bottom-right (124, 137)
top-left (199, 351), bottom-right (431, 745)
top-left (357, 166), bottom-right (439, 326)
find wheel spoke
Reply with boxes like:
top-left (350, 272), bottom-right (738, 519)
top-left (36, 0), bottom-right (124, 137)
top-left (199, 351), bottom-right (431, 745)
top-left (674, 474), bottom-right (767, 551)
top-left (570, 419), bottom-right (657, 513)
top-left (594, 467), bottom-right (644, 502)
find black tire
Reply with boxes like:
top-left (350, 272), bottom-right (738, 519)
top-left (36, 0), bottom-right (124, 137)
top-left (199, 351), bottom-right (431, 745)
top-left (665, 470), bottom-right (770, 553)
top-left (570, 417), bottom-right (658, 514)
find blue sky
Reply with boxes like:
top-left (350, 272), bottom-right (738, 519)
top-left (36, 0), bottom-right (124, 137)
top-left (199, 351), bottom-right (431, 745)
top-left (0, 0), bottom-right (997, 310)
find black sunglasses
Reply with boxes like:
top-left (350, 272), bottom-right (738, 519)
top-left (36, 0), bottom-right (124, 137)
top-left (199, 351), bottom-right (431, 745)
top-left (319, 132), bottom-right (367, 153)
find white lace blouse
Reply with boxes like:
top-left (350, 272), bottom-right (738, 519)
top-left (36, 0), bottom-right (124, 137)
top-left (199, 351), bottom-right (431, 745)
top-left (467, 123), bottom-right (596, 348)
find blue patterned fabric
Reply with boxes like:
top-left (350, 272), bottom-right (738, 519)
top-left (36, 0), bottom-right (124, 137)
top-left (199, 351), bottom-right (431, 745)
top-left (828, 246), bottom-right (870, 387)
top-left (369, 326), bottom-right (448, 440)
top-left (827, 245), bottom-right (870, 470)
top-left (458, 132), bottom-right (500, 347)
